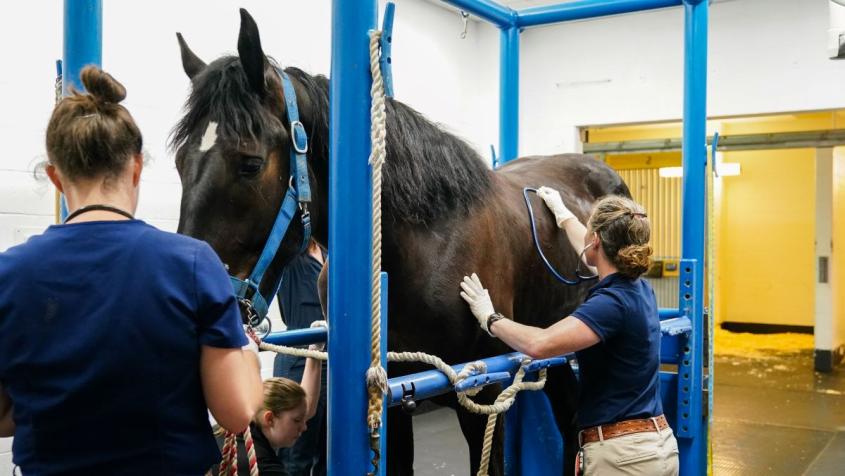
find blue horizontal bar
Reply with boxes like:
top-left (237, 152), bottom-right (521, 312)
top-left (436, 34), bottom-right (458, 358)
top-left (387, 351), bottom-right (567, 406)
top-left (659, 308), bottom-right (684, 319)
top-left (263, 327), bottom-right (327, 346)
top-left (516, 0), bottom-right (682, 28)
top-left (454, 371), bottom-right (513, 393)
top-left (441, 0), bottom-right (516, 28)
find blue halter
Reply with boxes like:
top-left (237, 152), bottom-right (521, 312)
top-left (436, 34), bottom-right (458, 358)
top-left (230, 67), bottom-right (312, 324)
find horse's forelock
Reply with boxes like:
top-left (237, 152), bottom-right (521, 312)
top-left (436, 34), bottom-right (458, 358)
top-left (169, 56), bottom-right (280, 153)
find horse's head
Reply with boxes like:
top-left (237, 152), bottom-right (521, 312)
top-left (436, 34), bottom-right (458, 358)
top-left (172, 9), bottom-right (328, 295)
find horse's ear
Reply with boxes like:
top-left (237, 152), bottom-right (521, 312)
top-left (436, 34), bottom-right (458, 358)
top-left (238, 8), bottom-right (269, 96)
top-left (176, 33), bottom-right (206, 79)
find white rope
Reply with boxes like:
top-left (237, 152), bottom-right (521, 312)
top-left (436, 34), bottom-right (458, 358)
top-left (257, 28), bottom-right (550, 476)
top-left (261, 335), bottom-right (548, 476)
top-left (258, 320), bottom-right (329, 360)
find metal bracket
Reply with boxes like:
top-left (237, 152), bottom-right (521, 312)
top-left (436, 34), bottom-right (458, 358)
top-left (676, 259), bottom-right (697, 438)
top-left (400, 381), bottom-right (417, 414)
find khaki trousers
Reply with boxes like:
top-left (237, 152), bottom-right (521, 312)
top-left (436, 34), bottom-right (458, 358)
top-left (579, 426), bottom-right (679, 476)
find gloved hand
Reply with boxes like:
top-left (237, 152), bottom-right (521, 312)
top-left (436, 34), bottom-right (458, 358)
top-left (459, 273), bottom-right (496, 335)
top-left (537, 186), bottom-right (576, 227)
top-left (308, 320), bottom-right (328, 352)
top-left (242, 325), bottom-right (261, 359)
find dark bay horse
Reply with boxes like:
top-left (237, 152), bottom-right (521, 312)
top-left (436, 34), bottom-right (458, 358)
top-left (172, 10), bottom-right (630, 476)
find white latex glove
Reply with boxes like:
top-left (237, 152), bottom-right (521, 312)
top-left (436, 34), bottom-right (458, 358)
top-left (308, 320), bottom-right (328, 352)
top-left (459, 273), bottom-right (496, 335)
top-left (242, 325), bottom-right (261, 360)
top-left (537, 186), bottom-right (576, 227)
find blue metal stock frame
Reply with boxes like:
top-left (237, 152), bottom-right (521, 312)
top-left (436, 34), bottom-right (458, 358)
top-left (64, 0), bottom-right (708, 473)
top-left (62, 0), bottom-right (102, 222)
top-left (329, 1), bottom-right (377, 474)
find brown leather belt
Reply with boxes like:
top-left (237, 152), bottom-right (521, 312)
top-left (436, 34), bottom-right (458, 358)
top-left (579, 415), bottom-right (669, 445)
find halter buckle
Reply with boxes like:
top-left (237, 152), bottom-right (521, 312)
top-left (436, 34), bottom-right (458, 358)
top-left (291, 120), bottom-right (308, 154)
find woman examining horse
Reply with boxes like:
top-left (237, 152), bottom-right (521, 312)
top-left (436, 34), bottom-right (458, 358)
top-left (0, 66), bottom-right (263, 474)
top-left (460, 188), bottom-right (679, 476)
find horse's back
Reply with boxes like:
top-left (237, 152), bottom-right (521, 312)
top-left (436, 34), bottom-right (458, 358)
top-left (496, 154), bottom-right (630, 215)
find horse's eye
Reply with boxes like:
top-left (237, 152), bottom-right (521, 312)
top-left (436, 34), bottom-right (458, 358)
top-left (239, 155), bottom-right (264, 177)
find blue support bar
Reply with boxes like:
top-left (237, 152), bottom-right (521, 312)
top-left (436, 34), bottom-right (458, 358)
top-left (441, 0), bottom-right (516, 28)
top-left (377, 272), bottom-right (388, 476)
top-left (516, 0), bottom-right (682, 27)
top-left (63, 0), bottom-right (102, 95)
top-left (264, 327), bottom-right (327, 346)
top-left (328, 0), bottom-right (377, 474)
top-left (62, 0), bottom-right (102, 223)
top-left (379, 3), bottom-right (396, 98)
top-left (679, 0), bottom-right (708, 473)
top-left (499, 25), bottom-right (520, 163)
top-left (386, 352), bottom-right (564, 406)
top-left (659, 307), bottom-right (684, 319)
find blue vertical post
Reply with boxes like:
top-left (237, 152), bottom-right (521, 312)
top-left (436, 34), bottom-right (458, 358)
top-left (63, 0), bottom-right (102, 95)
top-left (679, 1), bottom-right (708, 475)
top-left (499, 25), bottom-right (520, 163)
top-left (61, 0), bottom-right (101, 222)
top-left (379, 272), bottom-right (389, 476)
top-left (329, 1), bottom-right (377, 475)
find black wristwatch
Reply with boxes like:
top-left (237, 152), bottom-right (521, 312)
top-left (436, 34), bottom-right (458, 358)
top-left (486, 312), bottom-right (506, 337)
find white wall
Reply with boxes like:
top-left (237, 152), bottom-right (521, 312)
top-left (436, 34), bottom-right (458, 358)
top-left (0, 1), bottom-right (497, 471)
top-left (0, 0), bottom-right (498, 247)
top-left (2, 0), bottom-right (844, 470)
top-left (518, 0), bottom-right (845, 155)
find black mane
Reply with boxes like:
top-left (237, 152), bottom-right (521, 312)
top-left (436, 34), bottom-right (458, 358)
top-left (170, 56), bottom-right (278, 151)
top-left (172, 60), bottom-right (492, 225)
top-left (383, 99), bottom-right (492, 225)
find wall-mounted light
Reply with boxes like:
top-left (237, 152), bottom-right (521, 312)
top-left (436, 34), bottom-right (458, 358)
top-left (658, 162), bottom-right (741, 178)
top-left (716, 162), bottom-right (741, 177)
top-left (659, 167), bottom-right (683, 178)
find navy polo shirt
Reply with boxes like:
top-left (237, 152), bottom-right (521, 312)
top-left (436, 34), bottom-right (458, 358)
top-left (571, 273), bottom-right (663, 429)
top-left (0, 220), bottom-right (247, 475)
top-left (276, 250), bottom-right (324, 332)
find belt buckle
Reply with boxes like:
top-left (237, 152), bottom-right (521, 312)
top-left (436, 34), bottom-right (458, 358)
top-left (576, 448), bottom-right (585, 476)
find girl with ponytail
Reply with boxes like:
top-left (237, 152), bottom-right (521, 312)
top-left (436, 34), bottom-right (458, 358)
top-left (459, 189), bottom-right (678, 475)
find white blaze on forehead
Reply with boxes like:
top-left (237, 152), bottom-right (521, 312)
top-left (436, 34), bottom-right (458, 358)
top-left (199, 121), bottom-right (218, 152)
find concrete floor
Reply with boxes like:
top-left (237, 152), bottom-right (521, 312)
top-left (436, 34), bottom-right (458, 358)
top-left (412, 347), bottom-right (845, 475)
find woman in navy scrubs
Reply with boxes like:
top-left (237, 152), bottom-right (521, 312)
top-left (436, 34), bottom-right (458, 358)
top-left (460, 189), bottom-right (679, 476)
top-left (0, 66), bottom-right (263, 475)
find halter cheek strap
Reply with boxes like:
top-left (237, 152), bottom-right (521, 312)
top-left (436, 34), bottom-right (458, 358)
top-left (229, 68), bottom-right (313, 323)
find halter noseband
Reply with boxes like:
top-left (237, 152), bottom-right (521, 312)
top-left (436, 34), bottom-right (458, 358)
top-left (230, 67), bottom-right (312, 324)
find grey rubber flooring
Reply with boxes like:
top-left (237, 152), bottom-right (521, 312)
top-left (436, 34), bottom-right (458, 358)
top-left (412, 348), bottom-right (845, 475)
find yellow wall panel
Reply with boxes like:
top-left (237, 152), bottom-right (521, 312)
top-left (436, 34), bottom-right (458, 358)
top-left (617, 169), bottom-right (681, 259)
top-left (833, 148), bottom-right (845, 345)
top-left (718, 149), bottom-right (816, 326)
top-left (605, 152), bottom-right (681, 170)
top-left (585, 110), bottom-right (845, 143)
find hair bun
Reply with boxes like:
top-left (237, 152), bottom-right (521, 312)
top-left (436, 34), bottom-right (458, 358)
top-left (616, 243), bottom-right (652, 278)
top-left (80, 66), bottom-right (127, 104)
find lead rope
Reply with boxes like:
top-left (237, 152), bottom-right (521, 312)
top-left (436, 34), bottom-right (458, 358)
top-left (365, 28), bottom-right (389, 476)
top-left (218, 426), bottom-right (259, 476)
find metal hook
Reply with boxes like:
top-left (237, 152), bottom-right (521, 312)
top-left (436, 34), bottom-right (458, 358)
top-left (460, 10), bottom-right (469, 39)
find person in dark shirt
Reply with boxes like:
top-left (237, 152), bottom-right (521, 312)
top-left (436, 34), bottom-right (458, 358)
top-left (274, 241), bottom-right (327, 475)
top-left (460, 190), bottom-right (678, 476)
top-left (0, 66), bottom-right (262, 474)
top-left (212, 347), bottom-right (323, 476)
